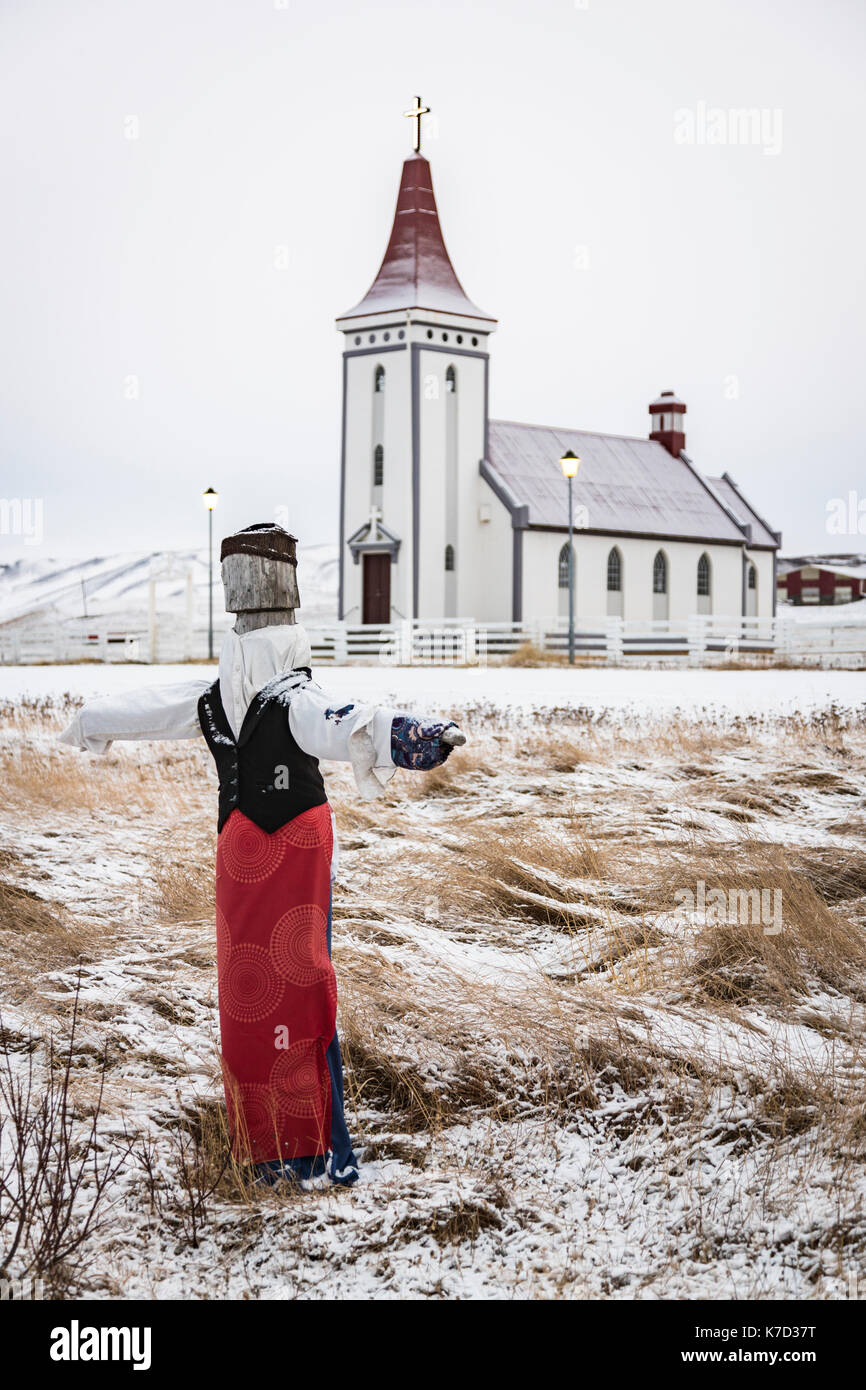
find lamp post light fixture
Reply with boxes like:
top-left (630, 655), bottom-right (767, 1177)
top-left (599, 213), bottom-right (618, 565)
top-left (202, 487), bottom-right (219, 659)
top-left (559, 450), bottom-right (581, 664)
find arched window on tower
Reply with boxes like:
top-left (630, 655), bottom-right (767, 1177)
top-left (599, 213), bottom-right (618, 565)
top-left (374, 364), bottom-right (385, 393)
top-left (444, 544), bottom-right (455, 572)
top-left (652, 550), bottom-right (669, 620)
top-left (373, 445), bottom-right (384, 487)
top-left (445, 365), bottom-right (456, 393)
top-left (748, 563), bottom-right (757, 590)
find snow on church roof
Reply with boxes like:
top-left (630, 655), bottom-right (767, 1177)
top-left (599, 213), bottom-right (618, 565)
top-left (705, 474), bottom-right (780, 548)
top-left (485, 420), bottom-right (776, 546)
top-left (336, 154), bottom-right (496, 325)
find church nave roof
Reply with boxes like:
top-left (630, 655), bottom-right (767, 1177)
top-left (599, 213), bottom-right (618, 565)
top-left (485, 420), bottom-right (776, 547)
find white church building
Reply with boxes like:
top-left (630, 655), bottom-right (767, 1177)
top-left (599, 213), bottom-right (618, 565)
top-left (335, 117), bottom-right (780, 628)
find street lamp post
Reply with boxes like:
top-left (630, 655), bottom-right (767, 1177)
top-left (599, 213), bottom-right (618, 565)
top-left (202, 487), bottom-right (219, 659)
top-left (559, 451), bottom-right (581, 665)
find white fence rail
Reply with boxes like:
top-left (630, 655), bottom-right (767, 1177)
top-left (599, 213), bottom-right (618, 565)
top-left (0, 612), bottom-right (864, 668)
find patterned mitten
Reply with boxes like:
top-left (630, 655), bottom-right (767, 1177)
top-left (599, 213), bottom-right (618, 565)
top-left (390, 716), bottom-right (465, 770)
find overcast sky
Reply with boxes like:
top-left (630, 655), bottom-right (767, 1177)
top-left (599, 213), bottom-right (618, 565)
top-left (1, 0), bottom-right (863, 560)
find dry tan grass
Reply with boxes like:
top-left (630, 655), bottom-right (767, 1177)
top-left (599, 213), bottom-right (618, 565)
top-left (400, 741), bottom-right (499, 799)
top-left (503, 642), bottom-right (568, 667)
top-left (0, 858), bottom-right (100, 987)
top-left (2, 688), bottom-right (866, 1294)
top-left (150, 832), bottom-right (216, 922)
top-left (0, 736), bottom-right (214, 819)
top-left (429, 816), bottom-right (610, 926)
top-left (0, 693), bottom-right (215, 819)
top-left (335, 949), bottom-right (678, 1143)
top-left (501, 642), bottom-right (610, 668)
top-left (320, 705), bottom-right (866, 1161)
top-left (645, 843), bottom-right (866, 1008)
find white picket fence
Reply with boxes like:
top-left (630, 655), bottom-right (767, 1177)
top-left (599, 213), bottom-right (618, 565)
top-left (1, 611), bottom-right (865, 668)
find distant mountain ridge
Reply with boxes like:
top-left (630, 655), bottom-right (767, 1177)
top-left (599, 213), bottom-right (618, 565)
top-left (0, 545), bottom-right (339, 627)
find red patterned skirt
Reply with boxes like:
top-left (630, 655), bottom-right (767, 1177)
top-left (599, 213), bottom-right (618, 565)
top-left (215, 802), bottom-right (336, 1164)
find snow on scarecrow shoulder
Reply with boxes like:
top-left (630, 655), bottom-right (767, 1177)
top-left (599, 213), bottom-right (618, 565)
top-left (58, 523), bottom-right (465, 1188)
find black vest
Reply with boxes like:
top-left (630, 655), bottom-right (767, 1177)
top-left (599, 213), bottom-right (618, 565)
top-left (198, 674), bottom-right (327, 833)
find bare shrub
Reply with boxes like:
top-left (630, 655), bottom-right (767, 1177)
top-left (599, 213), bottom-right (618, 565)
top-left (0, 978), bottom-right (130, 1296)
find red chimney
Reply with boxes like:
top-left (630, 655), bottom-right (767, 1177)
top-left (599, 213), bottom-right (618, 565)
top-left (649, 390), bottom-right (686, 457)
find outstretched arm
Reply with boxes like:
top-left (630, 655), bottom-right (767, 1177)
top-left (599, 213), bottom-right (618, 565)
top-left (288, 682), bottom-right (465, 801)
top-left (58, 680), bottom-right (211, 754)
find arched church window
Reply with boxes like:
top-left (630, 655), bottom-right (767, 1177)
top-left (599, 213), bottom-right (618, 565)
top-left (444, 545), bottom-right (455, 572)
top-left (747, 563), bottom-right (757, 590)
top-left (653, 550), bottom-right (667, 594)
top-left (373, 445), bottom-right (384, 487)
top-left (607, 547), bottom-right (622, 592)
top-left (445, 365), bottom-right (456, 393)
top-left (697, 553), bottom-right (711, 596)
top-left (374, 365), bottom-right (385, 393)
top-left (558, 543), bottom-right (574, 589)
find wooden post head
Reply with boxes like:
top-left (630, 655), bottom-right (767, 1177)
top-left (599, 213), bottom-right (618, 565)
top-left (220, 524), bottom-right (300, 633)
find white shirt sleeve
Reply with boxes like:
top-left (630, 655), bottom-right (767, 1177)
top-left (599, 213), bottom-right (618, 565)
top-left (58, 680), bottom-right (212, 754)
top-left (288, 682), bottom-right (397, 800)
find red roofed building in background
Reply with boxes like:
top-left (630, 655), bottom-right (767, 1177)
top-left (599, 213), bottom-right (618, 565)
top-left (777, 556), bottom-right (866, 607)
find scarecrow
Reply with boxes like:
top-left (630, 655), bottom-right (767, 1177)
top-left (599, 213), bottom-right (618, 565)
top-left (59, 524), bottom-right (464, 1187)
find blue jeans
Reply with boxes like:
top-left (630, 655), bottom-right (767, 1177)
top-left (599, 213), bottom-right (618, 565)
top-left (324, 892), bottom-right (359, 1179)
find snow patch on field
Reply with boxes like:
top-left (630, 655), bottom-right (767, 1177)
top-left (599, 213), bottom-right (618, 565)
top-left (1, 679), bottom-right (865, 1299)
top-left (0, 663), bottom-right (864, 720)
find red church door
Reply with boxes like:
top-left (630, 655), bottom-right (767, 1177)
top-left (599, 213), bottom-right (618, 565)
top-left (362, 552), bottom-right (391, 624)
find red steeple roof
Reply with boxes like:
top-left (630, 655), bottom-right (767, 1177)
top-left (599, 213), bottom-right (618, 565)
top-left (337, 153), bottom-right (496, 325)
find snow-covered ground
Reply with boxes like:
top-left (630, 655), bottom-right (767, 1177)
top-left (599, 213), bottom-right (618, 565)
top-left (1, 670), bottom-right (865, 1299)
top-left (0, 663), bottom-right (863, 721)
top-left (779, 598), bottom-right (866, 622)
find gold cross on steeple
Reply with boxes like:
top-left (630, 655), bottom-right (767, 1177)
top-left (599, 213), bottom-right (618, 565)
top-left (403, 95), bottom-right (430, 153)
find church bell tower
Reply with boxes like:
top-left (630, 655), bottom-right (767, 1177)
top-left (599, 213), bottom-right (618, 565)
top-left (335, 99), bottom-right (497, 624)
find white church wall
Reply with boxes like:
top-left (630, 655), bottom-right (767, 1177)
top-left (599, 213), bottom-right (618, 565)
top-left (662, 542), bottom-right (740, 620)
top-left (339, 338), bottom-right (777, 628)
top-left (747, 549), bottom-right (775, 619)
top-left (340, 355), bottom-right (371, 622)
top-left (341, 345), bottom-right (413, 622)
top-left (521, 532), bottom-right (750, 623)
top-left (453, 356), bottom-right (490, 618)
top-left (416, 345), bottom-right (488, 621)
top-left (416, 348), bottom-right (447, 620)
top-left (521, 532), bottom-right (617, 622)
top-left (464, 476), bottom-right (513, 622)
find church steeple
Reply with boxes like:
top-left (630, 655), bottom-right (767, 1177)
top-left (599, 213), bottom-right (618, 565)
top-left (337, 102), bottom-right (495, 629)
top-left (336, 151), bottom-right (496, 327)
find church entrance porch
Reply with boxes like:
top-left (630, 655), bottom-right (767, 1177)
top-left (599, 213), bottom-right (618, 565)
top-left (362, 552), bottom-right (391, 624)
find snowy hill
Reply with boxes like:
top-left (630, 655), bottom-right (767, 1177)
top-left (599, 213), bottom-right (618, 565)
top-left (0, 544), bottom-right (339, 628)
